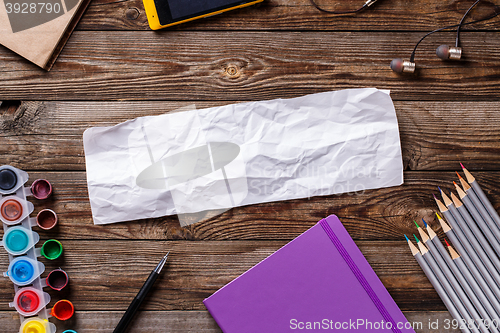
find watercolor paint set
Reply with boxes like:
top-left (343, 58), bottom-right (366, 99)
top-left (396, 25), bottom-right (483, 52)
top-left (0, 165), bottom-right (75, 333)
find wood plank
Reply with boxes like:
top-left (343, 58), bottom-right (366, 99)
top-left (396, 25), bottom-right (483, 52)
top-left (0, 170), bottom-right (493, 241)
top-left (1, 100), bottom-right (500, 171)
top-left (79, 0), bottom-right (500, 32)
top-left (0, 240), bottom-right (446, 312)
top-left (0, 171), bottom-right (496, 241)
top-left (2, 32), bottom-right (500, 101)
top-left (0, 310), bottom-right (461, 332)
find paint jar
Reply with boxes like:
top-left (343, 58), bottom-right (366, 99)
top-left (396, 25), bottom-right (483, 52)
top-left (19, 317), bottom-right (56, 333)
top-left (10, 287), bottom-right (50, 317)
top-left (51, 299), bottom-right (74, 321)
top-left (0, 196), bottom-right (33, 225)
top-left (36, 209), bottom-right (58, 230)
top-left (0, 226), bottom-right (40, 256)
top-left (0, 168), bottom-right (18, 192)
top-left (31, 179), bottom-right (53, 200)
top-left (0, 165), bottom-right (28, 195)
top-left (46, 268), bottom-right (69, 291)
top-left (4, 256), bottom-right (45, 286)
top-left (41, 239), bottom-right (63, 260)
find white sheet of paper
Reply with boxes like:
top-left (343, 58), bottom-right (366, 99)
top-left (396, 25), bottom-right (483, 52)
top-left (83, 88), bottom-right (404, 226)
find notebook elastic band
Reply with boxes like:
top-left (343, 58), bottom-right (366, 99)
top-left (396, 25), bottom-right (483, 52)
top-left (320, 219), bottom-right (403, 333)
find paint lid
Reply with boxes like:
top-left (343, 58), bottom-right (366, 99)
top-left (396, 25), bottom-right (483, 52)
top-left (0, 196), bottom-right (33, 225)
top-left (18, 289), bottom-right (40, 312)
top-left (11, 260), bottom-right (34, 283)
top-left (51, 299), bottom-right (74, 321)
top-left (41, 239), bottom-right (63, 260)
top-left (31, 179), bottom-right (52, 200)
top-left (46, 268), bottom-right (69, 291)
top-left (36, 209), bottom-right (58, 230)
top-left (6, 229), bottom-right (29, 252)
top-left (1, 199), bottom-right (23, 221)
top-left (0, 168), bottom-right (17, 191)
top-left (19, 318), bottom-right (57, 333)
top-left (2, 226), bottom-right (39, 256)
top-left (11, 287), bottom-right (50, 317)
top-left (0, 165), bottom-right (29, 195)
top-left (5, 256), bottom-right (45, 286)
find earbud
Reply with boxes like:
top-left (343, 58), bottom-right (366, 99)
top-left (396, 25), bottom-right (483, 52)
top-left (390, 58), bottom-right (415, 73)
top-left (436, 45), bottom-right (462, 60)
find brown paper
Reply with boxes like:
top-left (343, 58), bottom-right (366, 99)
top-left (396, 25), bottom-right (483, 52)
top-left (0, 0), bottom-right (90, 70)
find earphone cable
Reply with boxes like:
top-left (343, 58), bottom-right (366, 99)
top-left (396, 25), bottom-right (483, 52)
top-left (456, 0), bottom-right (482, 48)
top-left (409, 6), bottom-right (500, 62)
top-left (309, 0), bottom-right (378, 15)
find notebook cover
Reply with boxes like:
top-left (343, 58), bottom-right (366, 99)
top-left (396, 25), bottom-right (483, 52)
top-left (0, 0), bottom-right (91, 70)
top-left (204, 215), bottom-right (415, 332)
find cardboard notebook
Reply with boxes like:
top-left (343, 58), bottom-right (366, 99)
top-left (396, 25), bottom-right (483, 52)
top-left (204, 215), bottom-right (415, 333)
top-left (0, 0), bottom-right (90, 70)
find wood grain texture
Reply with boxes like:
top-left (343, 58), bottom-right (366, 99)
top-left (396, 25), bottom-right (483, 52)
top-left (0, 311), bottom-right (461, 332)
top-left (2, 32), bottom-right (500, 101)
top-left (0, 240), bottom-right (446, 312)
top-left (78, 0), bottom-right (500, 32)
top-left (0, 171), bottom-right (493, 241)
top-left (1, 101), bottom-right (500, 171)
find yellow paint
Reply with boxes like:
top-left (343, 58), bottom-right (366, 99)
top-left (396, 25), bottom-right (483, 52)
top-left (143, 0), bottom-right (264, 30)
top-left (20, 318), bottom-right (48, 333)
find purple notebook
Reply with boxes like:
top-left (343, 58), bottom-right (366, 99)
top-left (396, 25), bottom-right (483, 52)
top-left (204, 215), bottom-right (415, 332)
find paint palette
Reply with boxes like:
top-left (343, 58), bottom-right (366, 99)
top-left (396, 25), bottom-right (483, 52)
top-left (0, 165), bottom-right (65, 333)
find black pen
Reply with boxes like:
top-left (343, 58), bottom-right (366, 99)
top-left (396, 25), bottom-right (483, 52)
top-left (113, 252), bottom-right (170, 333)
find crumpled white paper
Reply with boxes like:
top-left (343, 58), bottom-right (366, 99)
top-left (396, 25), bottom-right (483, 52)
top-left (83, 88), bottom-right (403, 226)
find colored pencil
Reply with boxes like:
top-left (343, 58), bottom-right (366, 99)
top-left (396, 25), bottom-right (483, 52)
top-left (455, 180), bottom-right (500, 255)
top-left (458, 171), bottom-right (500, 247)
top-left (462, 163), bottom-right (500, 230)
top-left (417, 226), bottom-right (495, 332)
top-left (451, 191), bottom-right (500, 274)
top-left (435, 211), bottom-right (500, 304)
top-left (415, 235), bottom-right (482, 333)
top-left (436, 192), bottom-right (500, 289)
top-left (445, 239), bottom-right (500, 321)
top-left (406, 235), bottom-right (471, 333)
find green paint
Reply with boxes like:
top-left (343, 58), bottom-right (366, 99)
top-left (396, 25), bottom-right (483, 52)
top-left (41, 239), bottom-right (63, 260)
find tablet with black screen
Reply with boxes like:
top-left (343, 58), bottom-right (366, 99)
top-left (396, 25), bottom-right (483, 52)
top-left (143, 0), bottom-right (263, 30)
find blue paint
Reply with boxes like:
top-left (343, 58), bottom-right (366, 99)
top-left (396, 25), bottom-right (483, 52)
top-left (10, 259), bottom-right (34, 284)
top-left (5, 228), bottom-right (29, 253)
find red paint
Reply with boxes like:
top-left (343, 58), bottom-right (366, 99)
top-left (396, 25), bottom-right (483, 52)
top-left (17, 289), bottom-right (40, 312)
top-left (31, 179), bottom-right (52, 200)
top-left (1, 198), bottom-right (23, 221)
top-left (51, 299), bottom-right (74, 320)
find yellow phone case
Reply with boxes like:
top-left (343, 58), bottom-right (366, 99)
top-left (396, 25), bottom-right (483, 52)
top-left (143, 0), bottom-right (264, 30)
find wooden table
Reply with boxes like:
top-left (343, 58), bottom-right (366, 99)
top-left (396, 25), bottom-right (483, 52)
top-left (1, 0), bottom-right (500, 331)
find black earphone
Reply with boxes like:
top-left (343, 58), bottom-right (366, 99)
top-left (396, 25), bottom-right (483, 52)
top-left (391, 0), bottom-right (499, 73)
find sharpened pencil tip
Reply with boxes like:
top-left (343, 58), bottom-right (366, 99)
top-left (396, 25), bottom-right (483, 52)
top-left (413, 234), bottom-right (420, 243)
top-left (404, 234), bottom-right (409, 242)
top-left (436, 212), bottom-right (442, 220)
top-left (460, 162), bottom-right (465, 169)
top-left (438, 186), bottom-right (443, 193)
top-left (414, 220), bottom-right (419, 228)
top-left (432, 193), bottom-right (437, 199)
top-left (455, 171), bottom-right (463, 179)
top-left (422, 218), bottom-right (427, 227)
top-left (445, 239), bottom-right (450, 247)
